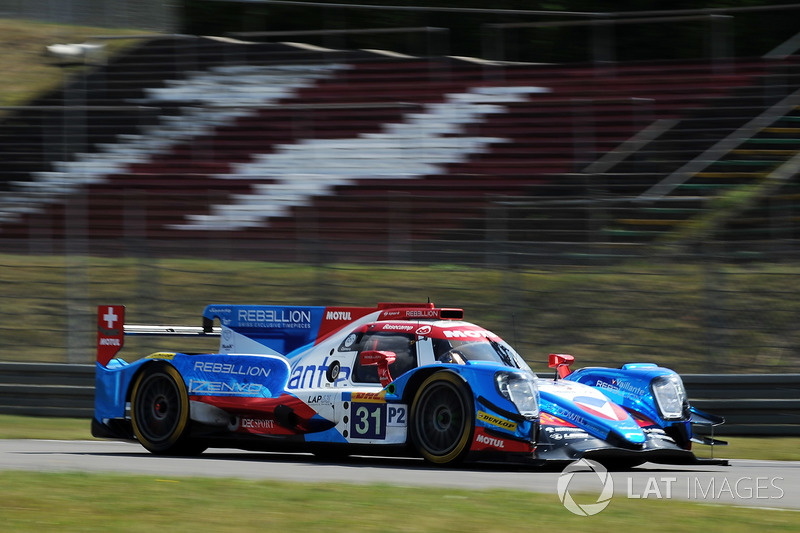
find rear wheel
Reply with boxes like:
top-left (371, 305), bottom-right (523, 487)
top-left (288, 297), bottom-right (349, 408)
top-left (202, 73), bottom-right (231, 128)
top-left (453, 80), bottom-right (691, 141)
top-left (410, 372), bottom-right (474, 465)
top-left (130, 364), bottom-right (204, 455)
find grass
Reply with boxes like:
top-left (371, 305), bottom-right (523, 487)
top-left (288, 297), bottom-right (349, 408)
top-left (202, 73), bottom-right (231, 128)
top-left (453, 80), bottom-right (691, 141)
top-left (0, 18), bottom-right (144, 109)
top-left (0, 471), bottom-right (798, 532)
top-left (2, 417), bottom-right (799, 531)
top-left (0, 415), bottom-right (95, 441)
top-left (0, 472), bottom-right (797, 533)
top-left (3, 253), bottom-right (800, 373)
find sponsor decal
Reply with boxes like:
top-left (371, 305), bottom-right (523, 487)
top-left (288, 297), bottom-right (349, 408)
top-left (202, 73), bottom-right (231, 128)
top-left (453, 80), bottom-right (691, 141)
top-left (306, 393), bottom-right (335, 406)
top-left (415, 325), bottom-right (432, 336)
top-left (595, 378), bottom-right (647, 398)
top-left (350, 391), bottom-right (386, 402)
top-left (193, 361), bottom-right (272, 378)
top-left (544, 426), bottom-right (591, 440)
top-left (476, 432), bottom-right (505, 449)
top-left (443, 329), bottom-right (493, 339)
top-left (539, 412), bottom-right (575, 429)
top-left (472, 428), bottom-right (532, 453)
top-left (240, 418), bottom-right (275, 430)
top-left (343, 333), bottom-right (358, 349)
top-left (97, 305), bottom-right (125, 365)
top-left (380, 324), bottom-right (415, 331)
top-left (477, 410), bottom-right (518, 432)
top-left (406, 309), bottom-right (437, 318)
top-left (573, 395), bottom-right (629, 422)
top-left (540, 399), bottom-right (602, 435)
top-left (326, 311), bottom-right (352, 321)
top-left (146, 352), bottom-right (176, 360)
top-left (288, 355), bottom-right (351, 389)
top-left (236, 308), bottom-right (312, 329)
top-left (189, 379), bottom-right (264, 395)
top-left (539, 412), bottom-right (577, 427)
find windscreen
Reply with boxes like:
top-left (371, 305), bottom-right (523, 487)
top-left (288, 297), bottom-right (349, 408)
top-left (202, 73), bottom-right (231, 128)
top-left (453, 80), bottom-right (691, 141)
top-left (432, 338), bottom-right (531, 372)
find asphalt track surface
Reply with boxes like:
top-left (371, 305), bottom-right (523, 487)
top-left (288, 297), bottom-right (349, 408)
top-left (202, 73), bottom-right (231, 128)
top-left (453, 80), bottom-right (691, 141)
top-left (1, 439), bottom-right (798, 510)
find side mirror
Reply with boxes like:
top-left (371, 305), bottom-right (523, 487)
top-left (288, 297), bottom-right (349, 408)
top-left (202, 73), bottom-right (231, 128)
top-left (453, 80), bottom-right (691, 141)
top-left (359, 350), bottom-right (397, 387)
top-left (548, 353), bottom-right (575, 380)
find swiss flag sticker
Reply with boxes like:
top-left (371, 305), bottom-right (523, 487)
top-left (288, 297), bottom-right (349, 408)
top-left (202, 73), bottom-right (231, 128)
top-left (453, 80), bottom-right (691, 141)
top-left (97, 305), bottom-right (125, 366)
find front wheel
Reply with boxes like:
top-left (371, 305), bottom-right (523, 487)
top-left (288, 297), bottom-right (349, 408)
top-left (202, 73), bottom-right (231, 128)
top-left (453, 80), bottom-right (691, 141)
top-left (410, 372), bottom-right (474, 465)
top-left (130, 364), bottom-right (204, 455)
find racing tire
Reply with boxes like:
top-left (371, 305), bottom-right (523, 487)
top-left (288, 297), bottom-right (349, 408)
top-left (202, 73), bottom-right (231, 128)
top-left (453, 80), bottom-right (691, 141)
top-left (130, 364), bottom-right (205, 456)
top-left (410, 372), bottom-right (474, 466)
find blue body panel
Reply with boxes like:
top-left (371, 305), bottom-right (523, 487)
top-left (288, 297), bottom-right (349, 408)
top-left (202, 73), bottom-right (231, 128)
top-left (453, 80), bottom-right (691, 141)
top-left (567, 365), bottom-right (685, 428)
top-left (203, 305), bottom-right (327, 357)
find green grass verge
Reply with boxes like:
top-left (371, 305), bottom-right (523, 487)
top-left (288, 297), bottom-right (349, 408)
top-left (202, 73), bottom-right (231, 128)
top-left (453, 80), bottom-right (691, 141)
top-left (2, 414), bottom-right (799, 461)
top-left (0, 471), bottom-right (798, 532)
top-left (0, 415), bottom-right (95, 440)
top-left (4, 253), bottom-right (800, 373)
top-left (0, 18), bottom-right (145, 109)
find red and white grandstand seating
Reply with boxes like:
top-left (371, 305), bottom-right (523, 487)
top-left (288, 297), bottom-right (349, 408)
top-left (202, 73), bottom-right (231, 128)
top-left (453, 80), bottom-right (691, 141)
top-left (0, 35), bottom-right (797, 255)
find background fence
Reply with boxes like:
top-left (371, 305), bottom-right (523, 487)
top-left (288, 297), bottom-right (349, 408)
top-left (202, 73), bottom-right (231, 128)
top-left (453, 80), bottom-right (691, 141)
top-left (0, 6), bottom-right (799, 425)
top-left (2, 258), bottom-right (800, 375)
top-left (2, 362), bottom-right (797, 436)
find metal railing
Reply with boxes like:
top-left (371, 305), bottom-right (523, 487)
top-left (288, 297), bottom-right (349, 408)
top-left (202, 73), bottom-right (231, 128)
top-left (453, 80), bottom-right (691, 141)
top-left (1, 362), bottom-right (797, 436)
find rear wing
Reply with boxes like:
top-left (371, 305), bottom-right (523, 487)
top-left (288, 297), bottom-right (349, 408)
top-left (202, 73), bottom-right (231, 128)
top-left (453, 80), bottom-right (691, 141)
top-left (97, 302), bottom-right (464, 367)
top-left (97, 305), bottom-right (221, 366)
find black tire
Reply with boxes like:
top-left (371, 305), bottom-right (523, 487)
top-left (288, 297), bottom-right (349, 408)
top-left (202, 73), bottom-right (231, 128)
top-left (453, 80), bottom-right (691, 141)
top-left (130, 364), bottom-right (204, 456)
top-left (410, 372), bottom-right (474, 465)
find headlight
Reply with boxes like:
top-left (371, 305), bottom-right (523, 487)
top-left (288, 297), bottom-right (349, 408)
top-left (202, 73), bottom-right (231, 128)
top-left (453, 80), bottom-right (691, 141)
top-left (651, 374), bottom-right (688, 420)
top-left (495, 371), bottom-right (539, 419)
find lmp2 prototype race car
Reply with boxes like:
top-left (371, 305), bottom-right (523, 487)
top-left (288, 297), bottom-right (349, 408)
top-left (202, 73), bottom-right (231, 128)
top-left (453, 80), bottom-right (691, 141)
top-left (93, 302), bottom-right (727, 466)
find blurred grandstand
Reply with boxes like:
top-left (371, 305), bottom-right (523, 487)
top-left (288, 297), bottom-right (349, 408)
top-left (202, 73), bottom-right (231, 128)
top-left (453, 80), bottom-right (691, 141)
top-left (1, 5), bottom-right (800, 370)
top-left (0, 16), bottom-right (798, 265)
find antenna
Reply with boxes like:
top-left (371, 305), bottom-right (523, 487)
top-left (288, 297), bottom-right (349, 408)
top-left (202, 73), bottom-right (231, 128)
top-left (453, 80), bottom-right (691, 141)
top-left (511, 312), bottom-right (518, 347)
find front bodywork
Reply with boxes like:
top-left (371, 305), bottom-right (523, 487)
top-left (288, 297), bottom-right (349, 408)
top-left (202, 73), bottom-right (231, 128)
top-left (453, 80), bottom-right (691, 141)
top-left (533, 362), bottom-right (726, 465)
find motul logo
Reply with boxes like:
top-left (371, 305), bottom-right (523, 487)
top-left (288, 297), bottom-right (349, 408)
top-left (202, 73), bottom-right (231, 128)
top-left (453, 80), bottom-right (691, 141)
top-left (476, 433), bottom-right (505, 448)
top-left (443, 329), bottom-right (489, 339)
top-left (326, 311), bottom-right (351, 320)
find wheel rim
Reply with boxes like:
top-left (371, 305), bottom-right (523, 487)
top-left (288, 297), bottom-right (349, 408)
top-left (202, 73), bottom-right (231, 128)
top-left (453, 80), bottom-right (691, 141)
top-left (414, 381), bottom-right (467, 456)
top-left (134, 373), bottom-right (182, 445)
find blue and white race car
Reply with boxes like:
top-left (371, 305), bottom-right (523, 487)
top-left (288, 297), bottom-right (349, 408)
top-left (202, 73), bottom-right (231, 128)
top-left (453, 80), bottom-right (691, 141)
top-left (92, 302), bottom-right (726, 466)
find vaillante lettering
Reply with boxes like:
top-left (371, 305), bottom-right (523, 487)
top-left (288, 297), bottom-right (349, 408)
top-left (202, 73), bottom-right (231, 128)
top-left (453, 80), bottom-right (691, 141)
top-left (595, 379), bottom-right (647, 398)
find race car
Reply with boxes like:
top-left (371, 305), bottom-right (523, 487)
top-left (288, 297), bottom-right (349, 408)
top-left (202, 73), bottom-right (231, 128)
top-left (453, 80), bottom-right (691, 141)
top-left (92, 302), bottom-right (727, 466)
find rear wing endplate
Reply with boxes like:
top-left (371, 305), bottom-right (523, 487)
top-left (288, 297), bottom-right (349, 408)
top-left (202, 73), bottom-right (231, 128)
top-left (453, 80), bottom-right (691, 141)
top-left (97, 305), bottom-right (220, 366)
